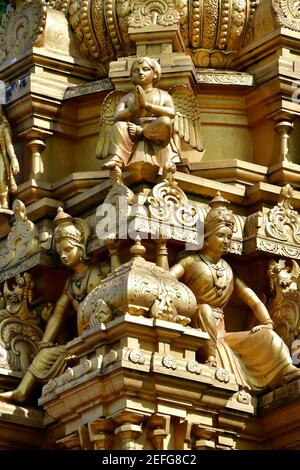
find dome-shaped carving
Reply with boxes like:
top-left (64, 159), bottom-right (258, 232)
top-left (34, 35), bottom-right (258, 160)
top-left (46, 0), bottom-right (260, 69)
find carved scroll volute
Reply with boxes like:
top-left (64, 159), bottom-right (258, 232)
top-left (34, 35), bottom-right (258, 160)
top-left (268, 259), bottom-right (300, 348)
top-left (0, 272), bottom-right (43, 372)
top-left (272, 0), bottom-right (300, 31)
top-left (0, 200), bottom-right (39, 271)
top-left (0, 0), bottom-right (47, 63)
top-left (243, 185), bottom-right (300, 258)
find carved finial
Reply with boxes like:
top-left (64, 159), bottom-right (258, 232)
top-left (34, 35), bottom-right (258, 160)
top-left (53, 207), bottom-right (73, 226)
top-left (278, 184), bottom-right (294, 210)
top-left (111, 165), bottom-right (124, 185)
top-left (12, 200), bottom-right (26, 221)
top-left (209, 191), bottom-right (231, 209)
top-left (130, 236), bottom-right (146, 258)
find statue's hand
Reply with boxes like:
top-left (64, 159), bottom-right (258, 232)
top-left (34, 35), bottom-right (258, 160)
top-left (251, 323), bottom-right (273, 334)
top-left (136, 85), bottom-right (147, 108)
top-left (11, 158), bottom-right (19, 175)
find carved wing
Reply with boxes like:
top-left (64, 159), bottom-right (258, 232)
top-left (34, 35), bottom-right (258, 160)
top-left (95, 90), bottom-right (126, 160)
top-left (169, 85), bottom-right (205, 152)
top-left (290, 260), bottom-right (300, 282)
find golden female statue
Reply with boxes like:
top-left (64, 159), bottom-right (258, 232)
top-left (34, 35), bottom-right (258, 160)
top-left (0, 110), bottom-right (19, 209)
top-left (96, 57), bottom-right (204, 170)
top-left (0, 207), bottom-right (110, 403)
top-left (170, 193), bottom-right (300, 391)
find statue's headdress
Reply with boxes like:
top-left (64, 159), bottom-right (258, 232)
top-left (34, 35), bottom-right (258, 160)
top-left (53, 207), bottom-right (90, 257)
top-left (204, 192), bottom-right (235, 238)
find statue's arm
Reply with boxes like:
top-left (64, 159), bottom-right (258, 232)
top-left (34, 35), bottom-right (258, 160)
top-left (144, 92), bottom-right (175, 119)
top-left (235, 277), bottom-right (273, 329)
top-left (114, 95), bottom-right (137, 122)
top-left (169, 260), bottom-right (186, 279)
top-left (41, 292), bottom-right (72, 343)
top-left (4, 129), bottom-right (19, 174)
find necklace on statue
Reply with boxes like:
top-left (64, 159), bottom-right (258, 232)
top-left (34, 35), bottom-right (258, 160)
top-left (70, 267), bottom-right (91, 302)
top-left (199, 255), bottom-right (228, 296)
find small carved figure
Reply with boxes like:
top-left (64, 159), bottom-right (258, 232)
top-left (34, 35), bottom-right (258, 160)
top-left (267, 259), bottom-right (300, 348)
top-left (0, 272), bottom-right (43, 372)
top-left (0, 207), bottom-right (110, 403)
top-left (96, 57), bottom-right (204, 170)
top-left (0, 110), bottom-right (19, 209)
top-left (0, 199), bottom-right (39, 269)
top-left (170, 192), bottom-right (300, 391)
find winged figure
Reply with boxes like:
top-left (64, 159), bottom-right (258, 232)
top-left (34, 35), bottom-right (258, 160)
top-left (96, 57), bottom-right (204, 170)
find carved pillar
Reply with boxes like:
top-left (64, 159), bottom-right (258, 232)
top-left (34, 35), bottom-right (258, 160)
top-left (88, 419), bottom-right (115, 450)
top-left (156, 236), bottom-right (169, 271)
top-left (26, 138), bottom-right (46, 178)
top-left (274, 119), bottom-right (294, 162)
top-left (147, 414), bottom-right (170, 450)
top-left (115, 423), bottom-right (143, 450)
top-left (114, 412), bottom-right (144, 450)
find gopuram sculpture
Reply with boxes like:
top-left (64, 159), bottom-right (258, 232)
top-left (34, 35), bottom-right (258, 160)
top-left (0, 0), bottom-right (300, 450)
top-left (267, 259), bottom-right (300, 349)
top-left (170, 193), bottom-right (300, 391)
top-left (0, 109), bottom-right (19, 210)
top-left (96, 57), bottom-right (204, 170)
top-left (0, 207), bottom-right (110, 403)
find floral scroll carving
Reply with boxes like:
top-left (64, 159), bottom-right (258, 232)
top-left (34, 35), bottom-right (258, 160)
top-left (0, 273), bottom-right (43, 372)
top-left (14, 0), bottom-right (259, 69)
top-left (272, 0), bottom-right (300, 31)
top-left (128, 0), bottom-right (180, 28)
top-left (0, 200), bottom-right (39, 270)
top-left (244, 185), bottom-right (300, 259)
top-left (0, 0), bottom-right (47, 63)
top-left (268, 259), bottom-right (300, 349)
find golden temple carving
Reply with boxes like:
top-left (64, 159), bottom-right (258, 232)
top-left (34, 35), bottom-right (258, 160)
top-left (0, 0), bottom-right (47, 63)
top-left (0, 207), bottom-right (110, 403)
top-left (244, 185), bottom-right (300, 258)
top-left (0, 111), bottom-right (20, 210)
top-left (0, 0), bottom-right (260, 70)
top-left (0, 273), bottom-right (43, 373)
top-left (96, 57), bottom-right (204, 170)
top-left (79, 236), bottom-right (197, 330)
top-left (272, 0), bottom-right (300, 31)
top-left (268, 259), bottom-right (300, 349)
top-left (0, 0), bottom-right (300, 451)
top-left (170, 192), bottom-right (300, 390)
top-left (128, 0), bottom-right (181, 28)
top-left (0, 200), bottom-right (39, 270)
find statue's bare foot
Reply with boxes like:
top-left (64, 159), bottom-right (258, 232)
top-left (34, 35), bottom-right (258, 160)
top-left (128, 123), bottom-right (143, 141)
top-left (103, 157), bottom-right (123, 170)
top-left (0, 389), bottom-right (27, 404)
top-left (283, 365), bottom-right (300, 383)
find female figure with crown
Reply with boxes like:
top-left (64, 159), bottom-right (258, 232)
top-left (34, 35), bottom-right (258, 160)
top-left (0, 207), bottom-right (110, 403)
top-left (170, 193), bottom-right (300, 391)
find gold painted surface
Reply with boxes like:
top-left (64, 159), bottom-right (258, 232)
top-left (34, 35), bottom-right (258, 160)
top-left (0, 200), bottom-right (39, 270)
top-left (268, 259), bottom-right (300, 349)
top-left (0, 112), bottom-right (19, 210)
top-left (244, 184), bottom-right (300, 258)
top-left (96, 57), bottom-right (204, 170)
top-left (170, 192), bottom-right (300, 390)
top-left (0, 207), bottom-right (110, 404)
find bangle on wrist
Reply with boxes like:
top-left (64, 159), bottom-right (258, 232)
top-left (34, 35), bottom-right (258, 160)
top-left (263, 319), bottom-right (274, 326)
